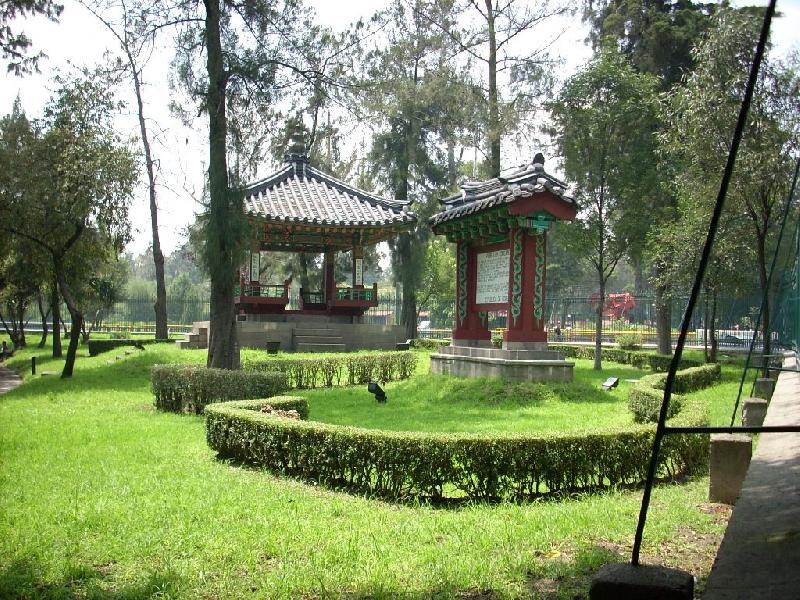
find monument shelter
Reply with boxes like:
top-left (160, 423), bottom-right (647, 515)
top-left (428, 154), bottom-right (577, 381)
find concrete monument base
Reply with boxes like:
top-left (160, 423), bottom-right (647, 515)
top-left (430, 344), bottom-right (574, 382)
top-left (590, 563), bottom-right (693, 600)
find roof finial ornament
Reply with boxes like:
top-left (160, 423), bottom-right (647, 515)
top-left (284, 119), bottom-right (309, 171)
top-left (532, 152), bottom-right (545, 172)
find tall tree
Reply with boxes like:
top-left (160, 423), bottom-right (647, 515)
top-left (659, 8), bottom-right (800, 360)
top-left (549, 45), bottom-right (660, 369)
top-left (171, 0), bottom-right (345, 368)
top-left (80, 0), bottom-right (171, 339)
top-left (0, 70), bottom-right (137, 377)
top-left (420, 0), bottom-right (569, 176)
top-left (584, 0), bottom-right (717, 353)
top-left (363, 0), bottom-right (466, 339)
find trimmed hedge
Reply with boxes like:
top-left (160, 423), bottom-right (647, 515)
top-left (241, 352), bottom-right (418, 389)
top-left (152, 365), bottom-right (289, 413)
top-left (409, 338), bottom-right (450, 350)
top-left (553, 344), bottom-right (702, 372)
top-left (205, 397), bottom-right (709, 502)
top-left (628, 362), bottom-right (721, 423)
top-left (88, 338), bottom-right (171, 356)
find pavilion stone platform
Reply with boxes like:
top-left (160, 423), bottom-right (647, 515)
top-left (238, 315), bottom-right (406, 352)
top-left (428, 153), bottom-right (577, 383)
top-left (431, 343), bottom-right (573, 383)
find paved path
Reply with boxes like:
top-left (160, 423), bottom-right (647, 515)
top-left (0, 364), bottom-right (23, 395)
top-left (703, 355), bottom-right (800, 599)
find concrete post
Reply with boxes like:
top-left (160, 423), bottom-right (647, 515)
top-left (741, 398), bottom-right (768, 427)
top-left (590, 563), bottom-right (693, 599)
top-left (709, 434), bottom-right (752, 504)
top-left (753, 377), bottom-right (776, 401)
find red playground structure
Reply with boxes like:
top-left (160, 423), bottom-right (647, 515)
top-left (590, 292), bottom-right (637, 321)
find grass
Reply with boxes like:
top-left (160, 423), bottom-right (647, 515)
top-left (303, 355), bottom-right (648, 434)
top-left (0, 340), bottom-right (743, 598)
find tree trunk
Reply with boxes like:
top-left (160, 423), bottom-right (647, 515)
top-left (756, 234), bottom-right (770, 372)
top-left (54, 256), bottom-right (82, 378)
top-left (709, 290), bottom-right (718, 364)
top-left (38, 292), bottom-right (50, 349)
top-left (485, 0), bottom-right (501, 177)
top-left (632, 257), bottom-right (645, 295)
top-left (703, 291), bottom-right (709, 363)
top-left (51, 276), bottom-right (62, 358)
top-left (131, 59), bottom-right (169, 341)
top-left (594, 275), bottom-right (604, 370)
top-left (204, 0), bottom-right (238, 370)
top-left (655, 281), bottom-right (672, 355)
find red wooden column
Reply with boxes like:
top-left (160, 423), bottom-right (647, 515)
top-left (323, 251), bottom-right (336, 305)
top-left (504, 228), bottom-right (548, 349)
top-left (452, 241), bottom-right (491, 346)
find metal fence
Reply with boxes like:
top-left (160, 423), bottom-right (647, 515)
top-left (17, 290), bottom-right (771, 346)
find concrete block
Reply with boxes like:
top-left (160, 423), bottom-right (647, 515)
top-left (741, 397), bottom-right (768, 427)
top-left (709, 434), bottom-right (752, 504)
top-left (590, 563), bottom-right (693, 600)
top-left (753, 377), bottom-right (776, 401)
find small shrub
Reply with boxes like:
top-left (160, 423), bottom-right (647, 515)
top-left (151, 365), bottom-right (289, 413)
top-left (616, 332), bottom-right (643, 350)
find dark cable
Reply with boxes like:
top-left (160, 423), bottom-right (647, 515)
top-left (631, 0), bottom-right (777, 566)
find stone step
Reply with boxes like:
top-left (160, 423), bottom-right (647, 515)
top-left (176, 340), bottom-right (199, 350)
top-left (294, 335), bottom-right (344, 345)
top-left (293, 328), bottom-right (339, 336)
top-left (295, 343), bottom-right (346, 353)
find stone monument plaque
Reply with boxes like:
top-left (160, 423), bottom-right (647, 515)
top-left (475, 249), bottom-right (509, 304)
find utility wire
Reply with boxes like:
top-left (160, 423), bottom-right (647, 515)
top-left (630, 0), bottom-right (776, 566)
top-left (731, 155), bottom-right (800, 427)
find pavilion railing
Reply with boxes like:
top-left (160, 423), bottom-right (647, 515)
top-left (234, 283), bottom-right (287, 298)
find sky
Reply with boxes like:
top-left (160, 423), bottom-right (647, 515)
top-left (1, 0), bottom-right (798, 257)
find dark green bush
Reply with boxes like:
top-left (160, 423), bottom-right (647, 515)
top-left (206, 397), bottom-right (708, 502)
top-left (88, 339), bottom-right (171, 357)
top-left (152, 365), bottom-right (289, 413)
top-left (241, 352), bottom-right (418, 389)
top-left (627, 362), bottom-right (720, 423)
top-left (409, 338), bottom-right (450, 350)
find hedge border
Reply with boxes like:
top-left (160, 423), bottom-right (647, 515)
top-left (152, 365), bottom-right (289, 414)
top-left (241, 352), bottom-right (419, 389)
top-left (628, 363), bottom-right (721, 423)
top-left (88, 338), bottom-right (171, 356)
top-left (205, 396), bottom-right (708, 502)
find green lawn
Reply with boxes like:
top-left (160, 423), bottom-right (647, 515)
top-left (303, 355), bottom-right (648, 434)
top-left (0, 341), bottom-right (742, 599)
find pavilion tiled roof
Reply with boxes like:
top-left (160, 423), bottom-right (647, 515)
top-left (430, 155), bottom-right (575, 228)
top-left (244, 161), bottom-right (415, 228)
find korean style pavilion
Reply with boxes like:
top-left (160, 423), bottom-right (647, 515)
top-left (186, 136), bottom-right (415, 352)
top-left (428, 153), bottom-right (576, 382)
